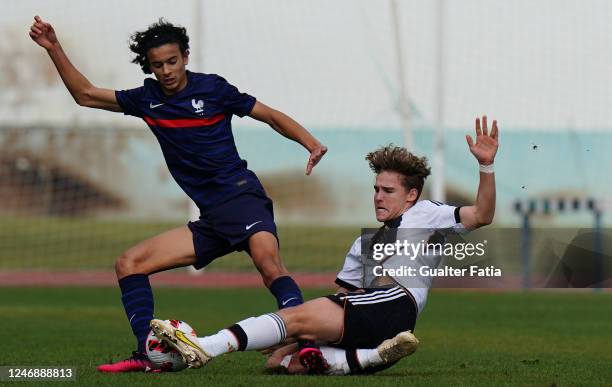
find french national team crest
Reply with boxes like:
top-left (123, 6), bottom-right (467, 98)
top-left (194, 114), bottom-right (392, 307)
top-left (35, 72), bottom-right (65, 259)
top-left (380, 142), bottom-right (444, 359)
top-left (192, 99), bottom-right (204, 115)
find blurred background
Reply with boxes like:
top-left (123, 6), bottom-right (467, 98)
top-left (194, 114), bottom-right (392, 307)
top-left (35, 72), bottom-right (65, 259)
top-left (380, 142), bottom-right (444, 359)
top-left (1, 0), bottom-right (610, 279)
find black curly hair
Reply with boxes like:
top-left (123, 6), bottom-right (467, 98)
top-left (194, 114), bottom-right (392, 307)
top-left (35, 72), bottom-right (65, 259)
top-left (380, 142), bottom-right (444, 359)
top-left (128, 19), bottom-right (190, 74)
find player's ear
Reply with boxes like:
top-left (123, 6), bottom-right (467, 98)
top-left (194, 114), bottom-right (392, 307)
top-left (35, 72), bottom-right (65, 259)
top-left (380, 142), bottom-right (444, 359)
top-left (182, 49), bottom-right (189, 65)
top-left (407, 188), bottom-right (419, 202)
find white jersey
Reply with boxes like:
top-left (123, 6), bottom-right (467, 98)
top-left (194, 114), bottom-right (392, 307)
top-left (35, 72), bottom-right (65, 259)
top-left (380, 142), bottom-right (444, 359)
top-left (335, 200), bottom-right (466, 313)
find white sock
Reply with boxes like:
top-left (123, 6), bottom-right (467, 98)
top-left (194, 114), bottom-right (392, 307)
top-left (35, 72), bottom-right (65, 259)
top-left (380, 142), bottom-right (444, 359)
top-left (320, 347), bottom-right (351, 375)
top-left (197, 313), bottom-right (286, 356)
top-left (356, 348), bottom-right (383, 368)
top-left (239, 313), bottom-right (286, 350)
top-left (277, 347), bottom-right (385, 375)
top-left (317, 347), bottom-right (383, 375)
top-left (197, 329), bottom-right (238, 357)
top-left (198, 313), bottom-right (286, 356)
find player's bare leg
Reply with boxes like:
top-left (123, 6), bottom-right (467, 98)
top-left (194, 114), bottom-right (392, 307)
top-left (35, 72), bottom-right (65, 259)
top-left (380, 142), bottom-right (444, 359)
top-left (276, 298), bottom-right (344, 342)
top-left (98, 226), bottom-right (197, 373)
top-left (247, 231), bottom-right (288, 287)
top-left (114, 226), bottom-right (197, 279)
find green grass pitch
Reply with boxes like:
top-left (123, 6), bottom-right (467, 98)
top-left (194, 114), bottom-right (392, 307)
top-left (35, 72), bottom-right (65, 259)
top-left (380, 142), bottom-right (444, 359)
top-left (1, 287), bottom-right (611, 386)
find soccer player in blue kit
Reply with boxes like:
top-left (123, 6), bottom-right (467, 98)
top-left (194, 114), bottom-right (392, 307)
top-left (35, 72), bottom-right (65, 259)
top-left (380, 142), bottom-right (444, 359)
top-left (29, 16), bottom-right (328, 372)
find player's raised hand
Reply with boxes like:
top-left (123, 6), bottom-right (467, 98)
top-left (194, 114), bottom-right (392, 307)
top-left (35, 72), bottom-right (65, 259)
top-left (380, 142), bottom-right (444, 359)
top-left (29, 16), bottom-right (58, 49)
top-left (306, 144), bottom-right (328, 175)
top-left (466, 115), bottom-right (499, 165)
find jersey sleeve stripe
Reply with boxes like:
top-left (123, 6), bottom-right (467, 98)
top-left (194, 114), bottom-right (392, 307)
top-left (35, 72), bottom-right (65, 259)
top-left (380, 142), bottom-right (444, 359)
top-left (143, 114), bottom-right (226, 128)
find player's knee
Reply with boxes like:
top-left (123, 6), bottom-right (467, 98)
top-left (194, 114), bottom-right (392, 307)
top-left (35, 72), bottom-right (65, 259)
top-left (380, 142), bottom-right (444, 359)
top-left (115, 253), bottom-right (133, 277)
top-left (115, 249), bottom-right (146, 278)
top-left (250, 244), bottom-right (277, 264)
top-left (279, 307), bottom-right (314, 339)
top-left (279, 309), bottom-right (303, 336)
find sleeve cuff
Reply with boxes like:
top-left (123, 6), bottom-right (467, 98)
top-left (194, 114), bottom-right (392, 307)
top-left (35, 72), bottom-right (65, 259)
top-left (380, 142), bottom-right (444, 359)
top-left (238, 96), bottom-right (257, 117)
top-left (114, 90), bottom-right (123, 109)
top-left (454, 206), bottom-right (462, 224)
top-left (335, 278), bottom-right (360, 291)
top-left (114, 90), bottom-right (130, 116)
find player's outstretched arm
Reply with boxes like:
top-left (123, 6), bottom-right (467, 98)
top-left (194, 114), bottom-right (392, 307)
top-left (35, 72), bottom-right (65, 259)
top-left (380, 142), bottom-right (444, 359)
top-left (459, 115), bottom-right (499, 230)
top-left (29, 16), bottom-right (121, 112)
top-left (249, 101), bottom-right (327, 175)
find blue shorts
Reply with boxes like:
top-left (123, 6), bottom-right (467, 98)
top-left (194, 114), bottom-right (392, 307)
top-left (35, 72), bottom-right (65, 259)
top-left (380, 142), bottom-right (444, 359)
top-left (187, 191), bottom-right (278, 269)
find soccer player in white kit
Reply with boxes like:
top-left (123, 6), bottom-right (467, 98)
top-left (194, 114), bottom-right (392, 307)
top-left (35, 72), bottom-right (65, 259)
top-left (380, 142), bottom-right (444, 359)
top-left (151, 116), bottom-right (499, 375)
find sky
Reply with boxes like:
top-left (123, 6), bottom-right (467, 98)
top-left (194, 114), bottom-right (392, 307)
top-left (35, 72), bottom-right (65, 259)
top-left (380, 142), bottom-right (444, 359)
top-left (2, 0), bottom-right (612, 131)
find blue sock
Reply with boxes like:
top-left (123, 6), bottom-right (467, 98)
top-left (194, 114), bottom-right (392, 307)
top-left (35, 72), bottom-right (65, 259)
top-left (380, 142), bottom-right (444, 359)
top-left (269, 276), bottom-right (304, 309)
top-left (119, 274), bottom-right (154, 353)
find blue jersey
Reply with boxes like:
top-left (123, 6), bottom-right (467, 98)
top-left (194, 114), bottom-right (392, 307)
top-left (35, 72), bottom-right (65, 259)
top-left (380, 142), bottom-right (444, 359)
top-left (115, 71), bottom-right (264, 212)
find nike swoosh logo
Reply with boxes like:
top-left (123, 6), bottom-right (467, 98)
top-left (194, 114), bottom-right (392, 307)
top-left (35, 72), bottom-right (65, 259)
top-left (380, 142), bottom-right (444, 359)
top-left (281, 297), bottom-right (298, 306)
top-left (129, 314), bottom-right (136, 324)
top-left (245, 221), bottom-right (262, 230)
top-left (176, 330), bottom-right (200, 350)
top-left (150, 102), bottom-right (164, 109)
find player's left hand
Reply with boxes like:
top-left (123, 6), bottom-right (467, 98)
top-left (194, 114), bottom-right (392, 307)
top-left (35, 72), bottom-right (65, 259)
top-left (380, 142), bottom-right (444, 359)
top-left (466, 115), bottom-right (499, 165)
top-left (306, 144), bottom-right (328, 175)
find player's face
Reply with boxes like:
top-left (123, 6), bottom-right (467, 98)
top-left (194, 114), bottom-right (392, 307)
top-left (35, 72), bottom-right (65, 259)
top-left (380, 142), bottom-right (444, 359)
top-left (147, 43), bottom-right (189, 95)
top-left (373, 171), bottom-right (418, 222)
